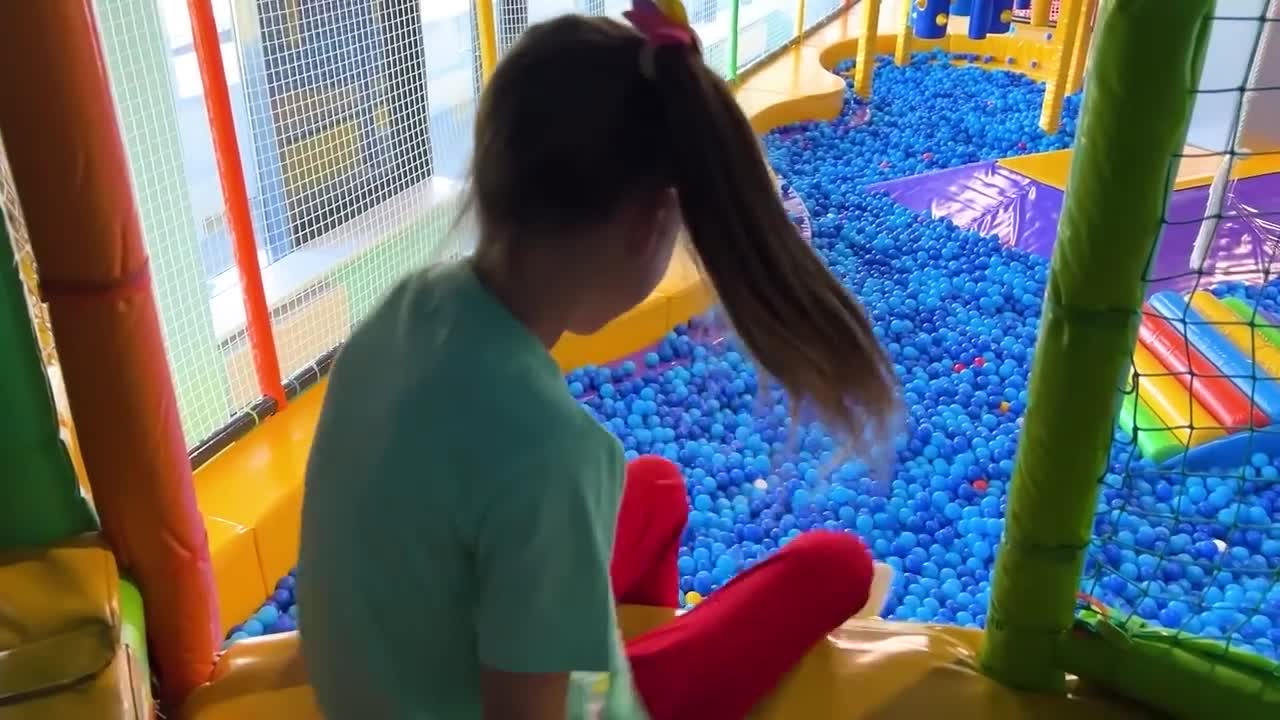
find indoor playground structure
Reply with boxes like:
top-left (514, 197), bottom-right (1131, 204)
top-left (3, 0), bottom-right (1280, 718)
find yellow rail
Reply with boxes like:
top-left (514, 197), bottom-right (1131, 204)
top-left (1066, 0), bottom-right (1096, 93)
top-left (1031, 0), bottom-right (1052, 26)
top-left (854, 0), bottom-right (882, 98)
top-left (1038, 0), bottom-right (1082, 133)
top-left (476, 0), bottom-right (499, 84)
top-left (894, 0), bottom-right (913, 66)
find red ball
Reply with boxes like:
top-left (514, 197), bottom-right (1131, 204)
top-left (973, 356), bottom-right (986, 368)
top-left (973, 479), bottom-right (989, 493)
top-left (922, 151), bottom-right (934, 161)
top-left (953, 362), bottom-right (967, 373)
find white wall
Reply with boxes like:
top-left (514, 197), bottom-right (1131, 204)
top-left (1240, 0), bottom-right (1280, 151)
top-left (1186, 0), bottom-right (1279, 153)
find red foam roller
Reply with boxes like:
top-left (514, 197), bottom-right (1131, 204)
top-left (1138, 310), bottom-right (1269, 429)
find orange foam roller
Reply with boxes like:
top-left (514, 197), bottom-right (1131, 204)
top-left (1189, 291), bottom-right (1280, 380)
top-left (1130, 343), bottom-right (1226, 448)
top-left (0, 1), bottom-right (218, 707)
top-left (1137, 312), bottom-right (1268, 429)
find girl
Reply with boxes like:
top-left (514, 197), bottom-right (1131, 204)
top-left (298, 2), bottom-right (899, 718)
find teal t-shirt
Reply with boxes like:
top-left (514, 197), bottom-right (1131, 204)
top-left (298, 261), bottom-right (647, 720)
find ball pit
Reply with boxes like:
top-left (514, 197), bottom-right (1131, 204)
top-left (231, 53), bottom-right (1279, 662)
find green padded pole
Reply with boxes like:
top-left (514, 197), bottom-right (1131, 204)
top-left (118, 577), bottom-right (152, 694)
top-left (0, 215), bottom-right (97, 549)
top-left (978, 0), bottom-right (1216, 692)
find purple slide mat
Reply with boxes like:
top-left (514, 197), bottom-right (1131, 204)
top-left (866, 161), bottom-right (1280, 295)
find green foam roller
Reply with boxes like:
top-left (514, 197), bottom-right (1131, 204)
top-left (1117, 391), bottom-right (1183, 463)
top-left (1221, 296), bottom-right (1280, 351)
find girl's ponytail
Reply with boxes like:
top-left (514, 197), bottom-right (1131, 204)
top-left (469, 5), bottom-right (901, 462)
top-left (649, 43), bottom-right (901, 463)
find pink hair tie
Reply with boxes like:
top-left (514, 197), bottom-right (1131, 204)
top-left (624, 0), bottom-right (700, 51)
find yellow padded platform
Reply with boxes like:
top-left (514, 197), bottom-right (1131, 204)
top-left (205, 517), bottom-right (267, 634)
top-left (178, 608), bottom-right (1150, 720)
top-left (1001, 144), bottom-right (1280, 192)
top-left (178, 631), bottom-right (315, 720)
top-left (195, 380), bottom-right (327, 632)
top-left (0, 535), bottom-right (148, 720)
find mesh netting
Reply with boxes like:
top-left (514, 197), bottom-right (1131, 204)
top-left (803, 0), bottom-right (846, 31)
top-left (91, 0), bottom-right (848, 451)
top-left (1088, 2), bottom-right (1280, 664)
top-left (736, 0), bottom-right (799, 73)
top-left (92, 0), bottom-right (480, 445)
top-left (232, 0), bottom-right (475, 394)
top-left (94, 0), bottom-right (244, 445)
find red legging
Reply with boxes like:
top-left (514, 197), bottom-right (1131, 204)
top-left (612, 456), bottom-right (874, 720)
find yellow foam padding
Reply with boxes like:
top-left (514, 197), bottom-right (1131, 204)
top-left (619, 607), bottom-right (1148, 719)
top-left (751, 620), bottom-right (1149, 719)
top-left (178, 632), bottom-right (319, 720)
top-left (552, 242), bottom-right (710, 371)
top-left (735, 11), bottom-right (867, 134)
top-left (1002, 146), bottom-right (1280, 192)
top-left (1130, 343), bottom-right (1226, 448)
top-left (0, 534), bottom-right (147, 720)
top-left (180, 610), bottom-right (1147, 720)
top-left (194, 379), bottom-right (327, 631)
top-left (1190, 290), bottom-right (1280, 381)
top-left (205, 517), bottom-right (268, 634)
top-left (997, 149), bottom-right (1072, 189)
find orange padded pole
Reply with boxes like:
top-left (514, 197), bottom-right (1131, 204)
top-left (188, 0), bottom-right (286, 408)
top-left (0, 1), bottom-right (218, 708)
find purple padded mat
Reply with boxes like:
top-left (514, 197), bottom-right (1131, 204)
top-left (866, 161), bottom-right (1280, 296)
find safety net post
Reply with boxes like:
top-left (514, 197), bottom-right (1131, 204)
top-left (978, 0), bottom-right (1215, 693)
top-left (853, 0), bottom-right (881, 98)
